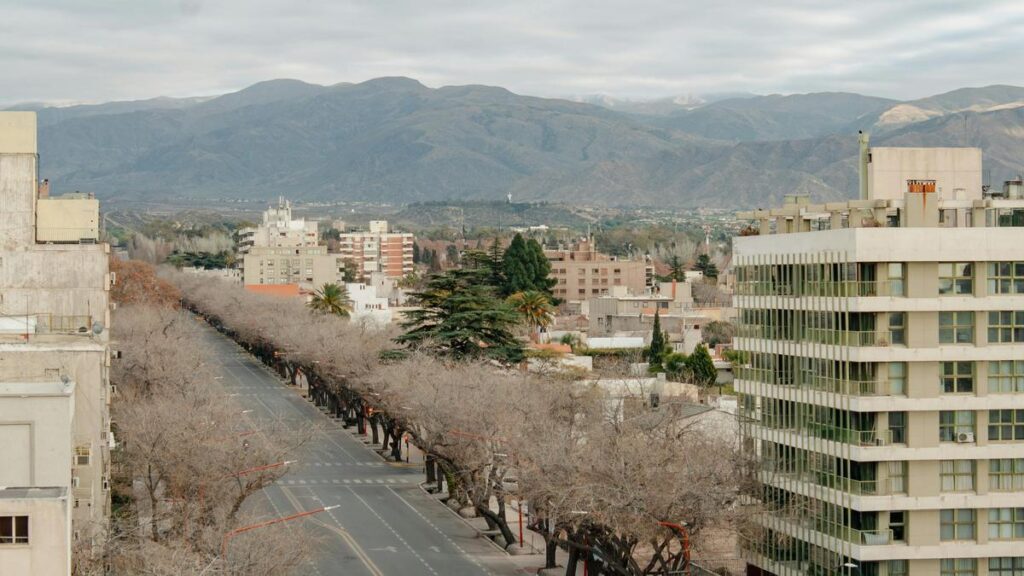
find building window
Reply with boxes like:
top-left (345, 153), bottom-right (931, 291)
top-left (940, 411), bottom-right (975, 442)
top-left (988, 263), bottom-right (1024, 294)
top-left (887, 262), bottom-right (905, 296)
top-left (989, 311), bottom-right (1024, 343)
top-left (989, 509), bottom-right (1024, 540)
top-left (989, 410), bottom-right (1024, 441)
top-left (887, 560), bottom-right (909, 576)
top-left (940, 509), bottom-right (976, 541)
top-left (0, 516), bottom-right (28, 544)
top-left (990, 459), bottom-right (1024, 491)
top-left (941, 362), bottom-right (974, 393)
top-left (889, 511), bottom-right (907, 542)
top-left (939, 263), bottom-right (973, 295)
top-left (889, 312), bottom-right (906, 345)
top-left (888, 461), bottom-right (908, 493)
top-left (940, 460), bottom-right (975, 492)
top-left (939, 311), bottom-right (974, 344)
top-left (990, 361), bottom-right (1024, 393)
top-left (889, 412), bottom-right (907, 444)
top-left (888, 362), bottom-right (907, 395)
top-left (75, 446), bottom-right (91, 466)
top-left (990, 557), bottom-right (1024, 575)
top-left (941, 559), bottom-right (977, 576)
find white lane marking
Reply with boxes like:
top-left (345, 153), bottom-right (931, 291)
top-left (387, 486), bottom-right (493, 576)
top-left (347, 487), bottom-right (439, 576)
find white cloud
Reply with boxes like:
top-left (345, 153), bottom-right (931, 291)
top-left (1, 0), bottom-right (1023, 104)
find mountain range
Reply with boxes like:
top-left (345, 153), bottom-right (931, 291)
top-left (10, 79), bottom-right (1024, 208)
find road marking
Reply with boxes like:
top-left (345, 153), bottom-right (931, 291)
top-left (279, 486), bottom-right (384, 576)
top-left (347, 487), bottom-right (439, 576)
top-left (388, 486), bottom-right (493, 576)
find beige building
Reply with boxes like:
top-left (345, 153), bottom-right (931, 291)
top-left (0, 112), bottom-right (112, 574)
top-left (242, 245), bottom-right (344, 288)
top-left (337, 220), bottom-right (414, 280)
top-left (237, 197), bottom-right (318, 255)
top-left (546, 239), bottom-right (654, 303)
top-left (587, 283), bottom-right (706, 354)
top-left (735, 143), bottom-right (1024, 576)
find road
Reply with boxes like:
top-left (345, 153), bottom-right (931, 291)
top-left (200, 322), bottom-right (528, 576)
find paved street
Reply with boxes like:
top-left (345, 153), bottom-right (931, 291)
top-left (200, 323), bottom-right (528, 576)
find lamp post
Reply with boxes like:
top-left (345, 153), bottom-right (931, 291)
top-left (222, 505), bottom-right (338, 559)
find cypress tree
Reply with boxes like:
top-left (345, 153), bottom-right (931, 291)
top-left (647, 310), bottom-right (666, 369)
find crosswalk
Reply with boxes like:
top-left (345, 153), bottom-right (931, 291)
top-left (275, 477), bottom-right (415, 486)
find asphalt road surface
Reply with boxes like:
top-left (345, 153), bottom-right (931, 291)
top-left (200, 323), bottom-right (527, 576)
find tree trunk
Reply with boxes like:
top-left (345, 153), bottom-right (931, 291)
top-left (477, 505), bottom-right (516, 547)
top-left (370, 416), bottom-right (380, 444)
top-left (425, 454), bottom-right (437, 485)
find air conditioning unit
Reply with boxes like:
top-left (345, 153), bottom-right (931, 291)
top-left (957, 432), bottom-right (976, 443)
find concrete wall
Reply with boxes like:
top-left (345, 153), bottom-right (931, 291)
top-left (0, 154), bottom-right (37, 249)
top-left (868, 147), bottom-right (983, 201)
top-left (0, 382), bottom-right (73, 487)
top-left (36, 197), bottom-right (99, 243)
top-left (0, 495), bottom-right (70, 576)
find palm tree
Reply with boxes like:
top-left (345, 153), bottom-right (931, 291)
top-left (507, 290), bottom-right (554, 333)
top-left (308, 283), bottom-right (351, 317)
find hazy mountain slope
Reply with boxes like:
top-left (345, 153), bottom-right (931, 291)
top-left (646, 92), bottom-right (897, 141)
top-left (867, 85), bottom-right (1024, 131)
top-left (32, 78), bottom-right (1024, 208)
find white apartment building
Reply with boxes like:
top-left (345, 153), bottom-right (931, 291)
top-left (735, 142), bottom-right (1024, 576)
top-left (236, 197), bottom-right (318, 255)
top-left (0, 112), bottom-right (112, 574)
top-left (587, 282), bottom-right (705, 354)
top-left (337, 220), bottom-right (414, 281)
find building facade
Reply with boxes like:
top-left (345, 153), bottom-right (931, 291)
top-left (587, 283), bottom-right (705, 354)
top-left (0, 112), bottom-right (112, 574)
top-left (236, 197), bottom-right (318, 255)
top-left (735, 145), bottom-right (1024, 576)
top-left (546, 239), bottom-right (654, 303)
top-left (337, 220), bottom-right (413, 280)
top-left (242, 245), bottom-right (344, 287)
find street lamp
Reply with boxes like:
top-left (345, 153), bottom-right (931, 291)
top-left (222, 505), bottom-right (338, 559)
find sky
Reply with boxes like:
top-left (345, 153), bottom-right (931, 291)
top-left (4, 0), bottom-right (1024, 105)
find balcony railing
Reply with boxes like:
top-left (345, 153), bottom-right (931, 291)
top-left (736, 325), bottom-right (892, 346)
top-left (767, 515), bottom-right (895, 546)
top-left (0, 314), bottom-right (94, 336)
top-left (735, 366), bottom-right (900, 397)
top-left (755, 421), bottom-right (895, 447)
top-left (737, 280), bottom-right (904, 298)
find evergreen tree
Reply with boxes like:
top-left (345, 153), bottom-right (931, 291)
top-left (647, 310), bottom-right (667, 370)
top-left (396, 268), bottom-right (524, 364)
top-left (412, 242), bottom-right (421, 264)
top-left (429, 249), bottom-right (442, 272)
top-left (502, 233), bottom-right (555, 297)
top-left (694, 254), bottom-right (719, 279)
top-left (668, 255), bottom-right (685, 281)
top-left (687, 344), bottom-right (717, 387)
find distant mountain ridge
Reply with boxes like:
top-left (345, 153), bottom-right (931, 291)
top-left (10, 79), bottom-right (1024, 208)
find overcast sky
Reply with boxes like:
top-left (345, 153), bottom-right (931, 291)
top-left (4, 0), bottom-right (1024, 105)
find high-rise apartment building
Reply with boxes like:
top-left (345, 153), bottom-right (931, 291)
top-left (735, 142), bottom-right (1024, 576)
top-left (337, 220), bottom-right (413, 280)
top-left (0, 112), bottom-right (112, 574)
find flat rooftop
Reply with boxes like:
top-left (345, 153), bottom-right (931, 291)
top-left (0, 380), bottom-right (73, 397)
top-left (0, 487), bottom-right (67, 500)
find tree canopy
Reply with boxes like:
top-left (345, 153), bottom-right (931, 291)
top-left (694, 254), bottom-right (719, 279)
top-left (308, 283), bottom-right (351, 317)
top-left (502, 233), bottom-right (555, 297)
top-left (396, 268), bottom-right (525, 364)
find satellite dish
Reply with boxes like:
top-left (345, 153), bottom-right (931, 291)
top-left (92, 321), bottom-right (104, 335)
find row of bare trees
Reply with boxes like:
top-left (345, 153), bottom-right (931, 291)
top-left (169, 271), bottom-right (756, 575)
top-left (76, 265), bottom-right (313, 575)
